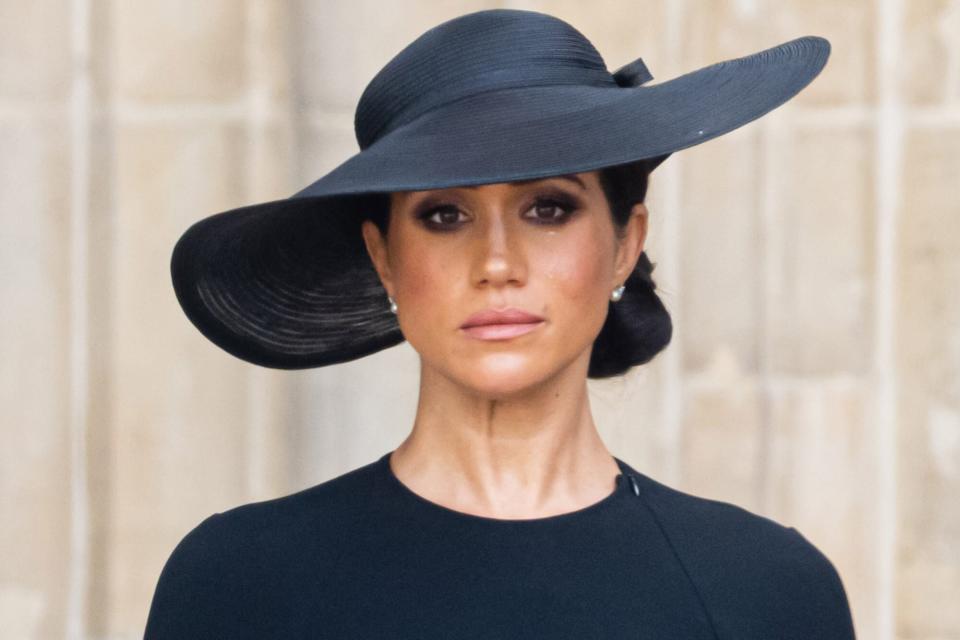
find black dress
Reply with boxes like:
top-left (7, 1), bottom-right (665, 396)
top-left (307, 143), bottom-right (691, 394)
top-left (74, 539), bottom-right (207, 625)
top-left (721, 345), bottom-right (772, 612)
top-left (144, 451), bottom-right (856, 639)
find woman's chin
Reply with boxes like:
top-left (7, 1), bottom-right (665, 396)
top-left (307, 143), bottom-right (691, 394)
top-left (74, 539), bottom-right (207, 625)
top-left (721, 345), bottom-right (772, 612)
top-left (452, 355), bottom-right (563, 397)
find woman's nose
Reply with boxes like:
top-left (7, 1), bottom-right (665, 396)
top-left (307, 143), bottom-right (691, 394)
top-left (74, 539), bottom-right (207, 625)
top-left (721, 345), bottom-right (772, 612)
top-left (471, 215), bottom-right (525, 287)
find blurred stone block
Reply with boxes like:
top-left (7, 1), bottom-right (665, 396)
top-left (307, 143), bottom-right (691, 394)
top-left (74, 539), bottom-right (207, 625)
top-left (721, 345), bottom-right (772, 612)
top-left (115, 0), bottom-right (245, 103)
top-left (295, 0), bottom-right (514, 109)
top-left (0, 118), bottom-right (71, 639)
top-left (895, 128), bottom-right (960, 637)
top-left (682, 0), bottom-right (875, 105)
top-left (296, 115), bottom-right (360, 186)
top-left (592, 356), bottom-right (676, 482)
top-left (248, 0), bottom-right (295, 106)
top-left (680, 125), bottom-right (762, 375)
top-left (0, 585), bottom-right (46, 640)
top-left (244, 121), bottom-right (297, 200)
top-left (902, 0), bottom-right (960, 105)
top-left (766, 124), bottom-right (875, 376)
top-left (110, 121), bottom-right (252, 630)
top-left (296, 342), bottom-right (421, 485)
top-left (681, 365), bottom-right (764, 510)
top-left (0, 1), bottom-right (71, 101)
top-left (765, 380), bottom-right (877, 638)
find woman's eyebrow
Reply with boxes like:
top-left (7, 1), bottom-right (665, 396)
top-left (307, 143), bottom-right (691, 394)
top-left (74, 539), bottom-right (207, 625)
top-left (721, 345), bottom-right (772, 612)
top-left (404, 174), bottom-right (588, 203)
top-left (458, 174), bottom-right (587, 191)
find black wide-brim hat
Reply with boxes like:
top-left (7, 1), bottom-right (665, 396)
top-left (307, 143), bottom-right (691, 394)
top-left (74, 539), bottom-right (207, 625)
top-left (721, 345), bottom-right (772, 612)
top-left (171, 8), bottom-right (830, 369)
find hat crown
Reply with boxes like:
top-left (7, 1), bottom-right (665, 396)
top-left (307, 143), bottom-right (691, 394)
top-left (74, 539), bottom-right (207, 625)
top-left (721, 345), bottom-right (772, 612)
top-left (354, 9), bottom-right (619, 150)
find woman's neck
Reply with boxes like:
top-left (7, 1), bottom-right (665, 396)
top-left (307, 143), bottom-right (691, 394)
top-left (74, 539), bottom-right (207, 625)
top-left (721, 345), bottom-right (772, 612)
top-left (388, 360), bottom-right (621, 520)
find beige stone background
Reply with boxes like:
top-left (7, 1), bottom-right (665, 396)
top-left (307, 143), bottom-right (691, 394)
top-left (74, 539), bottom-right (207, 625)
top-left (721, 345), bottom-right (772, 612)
top-left (1, 0), bottom-right (958, 638)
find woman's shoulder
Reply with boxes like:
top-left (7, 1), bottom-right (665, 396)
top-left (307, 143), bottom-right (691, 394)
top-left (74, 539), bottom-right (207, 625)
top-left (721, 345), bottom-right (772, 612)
top-left (154, 460), bottom-right (380, 584)
top-left (188, 455), bottom-right (384, 548)
top-left (627, 467), bottom-right (856, 639)
top-left (145, 459), bottom-right (383, 636)
top-left (629, 466), bottom-right (807, 548)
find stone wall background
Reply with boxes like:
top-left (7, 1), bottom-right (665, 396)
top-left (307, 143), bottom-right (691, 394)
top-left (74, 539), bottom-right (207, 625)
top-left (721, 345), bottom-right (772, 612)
top-left (1, 1), bottom-right (957, 638)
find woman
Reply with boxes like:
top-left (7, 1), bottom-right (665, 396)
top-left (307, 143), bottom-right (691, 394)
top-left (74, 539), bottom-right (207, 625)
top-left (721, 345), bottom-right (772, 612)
top-left (145, 8), bottom-right (855, 639)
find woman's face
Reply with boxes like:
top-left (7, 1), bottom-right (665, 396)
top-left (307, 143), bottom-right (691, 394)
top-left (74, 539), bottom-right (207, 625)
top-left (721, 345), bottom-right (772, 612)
top-left (360, 170), bottom-right (647, 396)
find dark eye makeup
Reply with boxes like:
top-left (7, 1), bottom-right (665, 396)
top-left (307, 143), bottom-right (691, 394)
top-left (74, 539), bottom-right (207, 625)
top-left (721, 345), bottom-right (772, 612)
top-left (414, 189), bottom-right (582, 231)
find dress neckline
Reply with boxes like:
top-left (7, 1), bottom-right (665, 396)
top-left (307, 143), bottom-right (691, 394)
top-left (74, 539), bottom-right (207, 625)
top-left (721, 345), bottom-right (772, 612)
top-left (377, 450), bottom-right (637, 526)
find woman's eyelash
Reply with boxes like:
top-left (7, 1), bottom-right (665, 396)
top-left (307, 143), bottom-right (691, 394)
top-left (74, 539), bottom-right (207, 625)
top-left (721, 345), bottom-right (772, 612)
top-left (416, 194), bottom-right (580, 229)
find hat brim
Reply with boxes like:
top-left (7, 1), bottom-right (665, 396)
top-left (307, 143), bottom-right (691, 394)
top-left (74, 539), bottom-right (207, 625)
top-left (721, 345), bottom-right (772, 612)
top-left (171, 35), bottom-right (830, 369)
top-left (172, 193), bottom-right (405, 368)
top-left (295, 35), bottom-right (829, 196)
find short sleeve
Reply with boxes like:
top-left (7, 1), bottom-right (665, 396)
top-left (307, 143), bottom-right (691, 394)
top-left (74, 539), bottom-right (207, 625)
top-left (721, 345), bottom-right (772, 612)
top-left (782, 526), bottom-right (857, 640)
top-left (143, 512), bottom-right (243, 639)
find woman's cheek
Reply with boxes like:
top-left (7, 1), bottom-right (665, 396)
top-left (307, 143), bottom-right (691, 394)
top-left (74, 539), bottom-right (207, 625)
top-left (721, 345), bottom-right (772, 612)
top-left (543, 238), bottom-right (609, 307)
top-left (393, 247), bottom-right (456, 338)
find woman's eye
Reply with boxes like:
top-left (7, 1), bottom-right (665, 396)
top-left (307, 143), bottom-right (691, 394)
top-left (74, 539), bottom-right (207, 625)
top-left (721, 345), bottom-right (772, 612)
top-left (525, 198), bottom-right (577, 224)
top-left (420, 206), bottom-right (465, 227)
top-left (416, 204), bottom-right (467, 230)
top-left (417, 195), bottom-right (578, 230)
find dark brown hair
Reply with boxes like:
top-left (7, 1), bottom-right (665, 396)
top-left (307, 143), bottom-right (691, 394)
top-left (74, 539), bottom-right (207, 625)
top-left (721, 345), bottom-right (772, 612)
top-left (590, 159), bottom-right (672, 378)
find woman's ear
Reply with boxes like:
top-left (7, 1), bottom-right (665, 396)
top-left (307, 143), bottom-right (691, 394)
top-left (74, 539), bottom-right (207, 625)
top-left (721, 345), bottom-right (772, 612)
top-left (360, 219), bottom-right (394, 296)
top-left (613, 202), bottom-right (648, 284)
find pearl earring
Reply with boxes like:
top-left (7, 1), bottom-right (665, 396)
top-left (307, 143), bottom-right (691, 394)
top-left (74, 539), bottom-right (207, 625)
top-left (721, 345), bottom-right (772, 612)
top-left (388, 295), bottom-right (398, 314)
top-left (611, 284), bottom-right (626, 302)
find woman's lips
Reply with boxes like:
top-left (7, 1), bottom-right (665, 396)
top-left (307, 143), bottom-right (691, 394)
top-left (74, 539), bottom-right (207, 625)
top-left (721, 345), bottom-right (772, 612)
top-left (461, 307), bottom-right (544, 328)
top-left (460, 321), bottom-right (544, 340)
top-left (459, 307), bottom-right (545, 341)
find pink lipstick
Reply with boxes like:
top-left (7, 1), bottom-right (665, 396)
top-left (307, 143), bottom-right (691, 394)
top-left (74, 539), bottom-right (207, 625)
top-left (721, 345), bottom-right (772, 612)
top-left (460, 307), bottom-right (545, 341)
